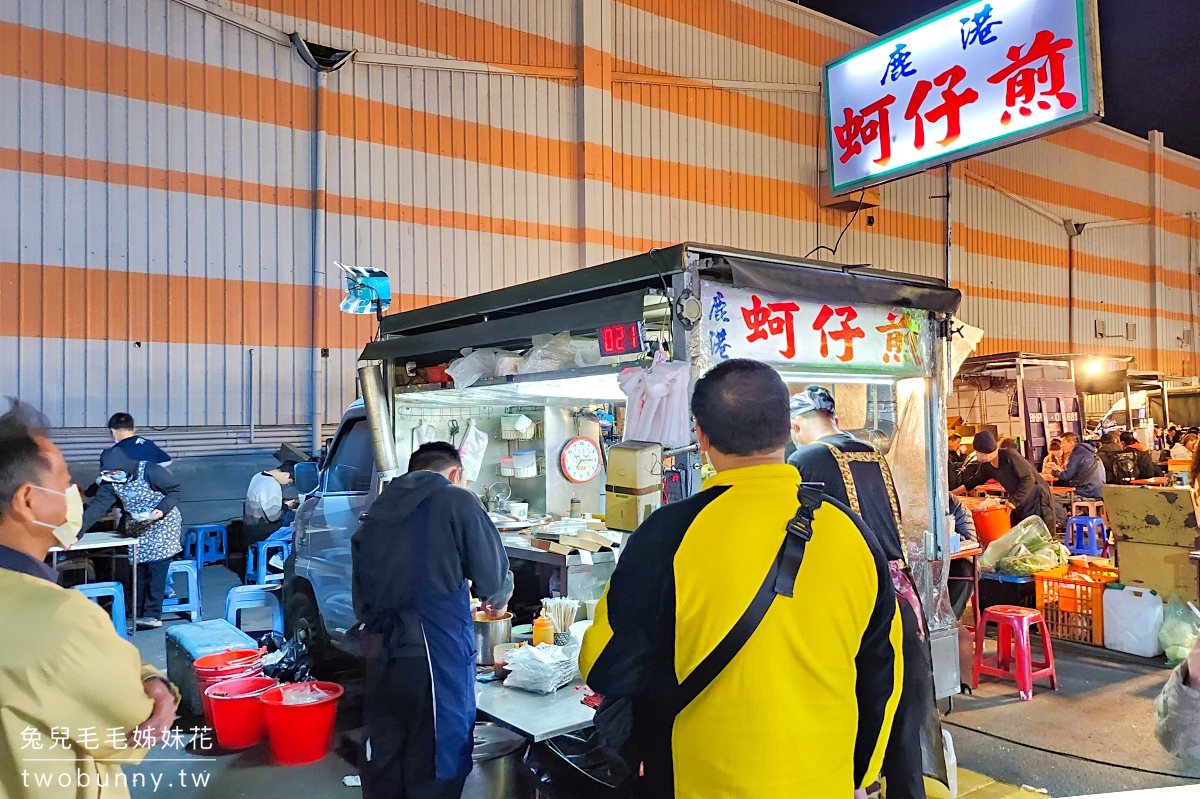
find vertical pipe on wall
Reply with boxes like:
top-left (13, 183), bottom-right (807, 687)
top-left (248, 348), bottom-right (255, 444)
top-left (310, 71), bottom-right (328, 456)
top-left (1067, 234), bottom-right (1075, 352)
top-left (944, 165), bottom-right (952, 287)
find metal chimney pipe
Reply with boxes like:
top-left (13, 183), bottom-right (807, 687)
top-left (358, 364), bottom-right (401, 483)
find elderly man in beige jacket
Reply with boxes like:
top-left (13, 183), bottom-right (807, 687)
top-left (0, 402), bottom-right (179, 799)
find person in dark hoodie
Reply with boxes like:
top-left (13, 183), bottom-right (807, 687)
top-left (958, 431), bottom-right (1058, 533)
top-left (352, 441), bottom-right (513, 799)
top-left (1052, 432), bottom-right (1106, 499)
top-left (1121, 431), bottom-right (1163, 480)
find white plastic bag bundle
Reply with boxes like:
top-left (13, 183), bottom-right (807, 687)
top-left (978, 515), bottom-right (1070, 575)
top-left (447, 348), bottom-right (498, 389)
top-left (518, 333), bottom-right (576, 374)
top-left (456, 419), bottom-right (489, 483)
top-left (618, 359), bottom-right (691, 448)
top-left (504, 642), bottom-right (579, 694)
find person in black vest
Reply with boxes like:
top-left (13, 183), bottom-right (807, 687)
top-left (788, 386), bottom-right (946, 799)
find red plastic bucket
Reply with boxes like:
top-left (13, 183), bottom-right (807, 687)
top-left (972, 507), bottom-right (1012, 547)
top-left (205, 676), bottom-right (278, 749)
top-left (260, 681), bottom-right (344, 765)
top-left (194, 649), bottom-right (265, 724)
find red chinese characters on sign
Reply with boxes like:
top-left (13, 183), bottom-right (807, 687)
top-left (903, 65), bottom-right (980, 150)
top-left (875, 312), bottom-right (923, 367)
top-left (986, 29), bottom-right (1078, 125)
top-left (833, 95), bottom-right (896, 166)
top-left (742, 295), bottom-right (801, 359)
top-left (812, 305), bottom-right (865, 363)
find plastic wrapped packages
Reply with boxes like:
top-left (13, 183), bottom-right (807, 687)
top-left (518, 333), bottom-right (576, 374)
top-left (494, 351), bottom-right (522, 377)
top-left (977, 515), bottom-right (1070, 575)
top-left (447, 348), bottom-right (498, 389)
top-left (504, 642), bottom-right (580, 694)
top-left (1159, 595), bottom-right (1199, 666)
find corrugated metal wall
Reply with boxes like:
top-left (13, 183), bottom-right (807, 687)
top-left (3, 0), bottom-right (1200, 443)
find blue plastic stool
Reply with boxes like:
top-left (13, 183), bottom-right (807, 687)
top-left (76, 582), bottom-right (128, 639)
top-left (162, 560), bottom-right (202, 622)
top-left (1066, 516), bottom-right (1108, 556)
top-left (224, 585), bottom-right (284, 636)
top-left (245, 540), bottom-right (291, 585)
top-left (185, 524), bottom-right (228, 567)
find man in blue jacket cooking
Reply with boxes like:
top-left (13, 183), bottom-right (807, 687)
top-left (353, 441), bottom-right (513, 799)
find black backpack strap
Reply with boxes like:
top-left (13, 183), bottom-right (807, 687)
top-left (672, 482), bottom-right (825, 714)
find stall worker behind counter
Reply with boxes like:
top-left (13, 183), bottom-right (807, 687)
top-left (957, 431), bottom-right (1058, 533)
top-left (581, 360), bottom-right (903, 798)
top-left (352, 442), bottom-right (513, 799)
top-left (788, 385), bottom-right (946, 799)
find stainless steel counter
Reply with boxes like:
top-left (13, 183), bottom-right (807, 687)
top-left (475, 679), bottom-right (595, 742)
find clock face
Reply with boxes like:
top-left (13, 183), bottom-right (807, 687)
top-left (560, 437), bottom-right (602, 483)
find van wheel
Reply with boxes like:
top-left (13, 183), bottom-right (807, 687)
top-left (285, 588), bottom-right (330, 669)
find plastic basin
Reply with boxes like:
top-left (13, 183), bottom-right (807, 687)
top-left (972, 507), bottom-right (1012, 547)
top-left (193, 649), bottom-right (264, 724)
top-left (260, 681), bottom-right (344, 765)
top-left (205, 676), bottom-right (278, 749)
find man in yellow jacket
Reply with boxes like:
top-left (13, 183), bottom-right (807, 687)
top-left (0, 401), bottom-right (179, 798)
top-left (581, 359), bottom-right (904, 797)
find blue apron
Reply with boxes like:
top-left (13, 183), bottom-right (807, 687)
top-left (365, 502), bottom-right (476, 782)
top-left (419, 582), bottom-right (476, 781)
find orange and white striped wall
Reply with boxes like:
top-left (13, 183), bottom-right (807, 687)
top-left (3, 0), bottom-right (1199, 443)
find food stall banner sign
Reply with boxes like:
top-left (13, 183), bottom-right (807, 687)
top-left (824, 0), bottom-right (1101, 195)
top-left (699, 282), bottom-right (928, 377)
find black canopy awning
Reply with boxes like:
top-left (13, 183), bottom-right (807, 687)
top-left (362, 244), bottom-right (961, 362)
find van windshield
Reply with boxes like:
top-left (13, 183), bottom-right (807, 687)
top-left (326, 419), bottom-right (375, 493)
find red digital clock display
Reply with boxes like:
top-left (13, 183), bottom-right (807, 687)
top-left (598, 321), bottom-right (648, 357)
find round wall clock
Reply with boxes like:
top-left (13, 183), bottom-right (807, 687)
top-left (560, 436), bottom-right (602, 483)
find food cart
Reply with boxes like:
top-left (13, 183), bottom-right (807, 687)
top-left (356, 243), bottom-right (965, 733)
top-left (949, 352), bottom-right (1083, 467)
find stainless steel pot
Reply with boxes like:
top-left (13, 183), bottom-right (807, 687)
top-left (474, 612), bottom-right (513, 665)
top-left (463, 722), bottom-right (529, 799)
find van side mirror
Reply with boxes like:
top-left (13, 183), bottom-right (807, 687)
top-left (294, 461), bottom-right (320, 495)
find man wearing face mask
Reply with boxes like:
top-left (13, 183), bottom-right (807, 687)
top-left (0, 401), bottom-right (180, 799)
top-left (352, 441), bottom-right (513, 799)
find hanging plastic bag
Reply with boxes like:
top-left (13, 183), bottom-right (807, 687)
top-left (1159, 594), bottom-right (1199, 665)
top-left (447, 348), bottom-right (498, 389)
top-left (518, 333), bottom-right (575, 374)
top-left (412, 423), bottom-right (437, 447)
top-left (457, 419), bottom-right (489, 483)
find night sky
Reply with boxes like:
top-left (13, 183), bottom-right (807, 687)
top-left (797, 0), bottom-right (1200, 160)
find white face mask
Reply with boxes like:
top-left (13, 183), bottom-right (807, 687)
top-left (32, 484), bottom-right (84, 549)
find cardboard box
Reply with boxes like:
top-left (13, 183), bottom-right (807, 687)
top-left (606, 490), bottom-right (662, 532)
top-left (530, 539), bottom-right (573, 556)
top-left (578, 529), bottom-right (621, 548)
top-left (558, 535), bottom-right (608, 553)
top-left (1104, 485), bottom-right (1200, 548)
top-left (1116, 542), bottom-right (1198, 603)
top-left (607, 441), bottom-right (663, 492)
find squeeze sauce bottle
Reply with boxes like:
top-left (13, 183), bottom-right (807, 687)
top-left (533, 611), bottom-right (556, 647)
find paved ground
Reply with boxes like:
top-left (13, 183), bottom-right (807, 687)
top-left (122, 565), bottom-right (1200, 797)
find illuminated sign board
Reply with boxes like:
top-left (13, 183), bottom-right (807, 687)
top-left (698, 282), bottom-right (927, 377)
top-left (824, 0), bottom-right (1102, 195)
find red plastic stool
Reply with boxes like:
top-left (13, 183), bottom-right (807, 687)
top-left (972, 605), bottom-right (1058, 700)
